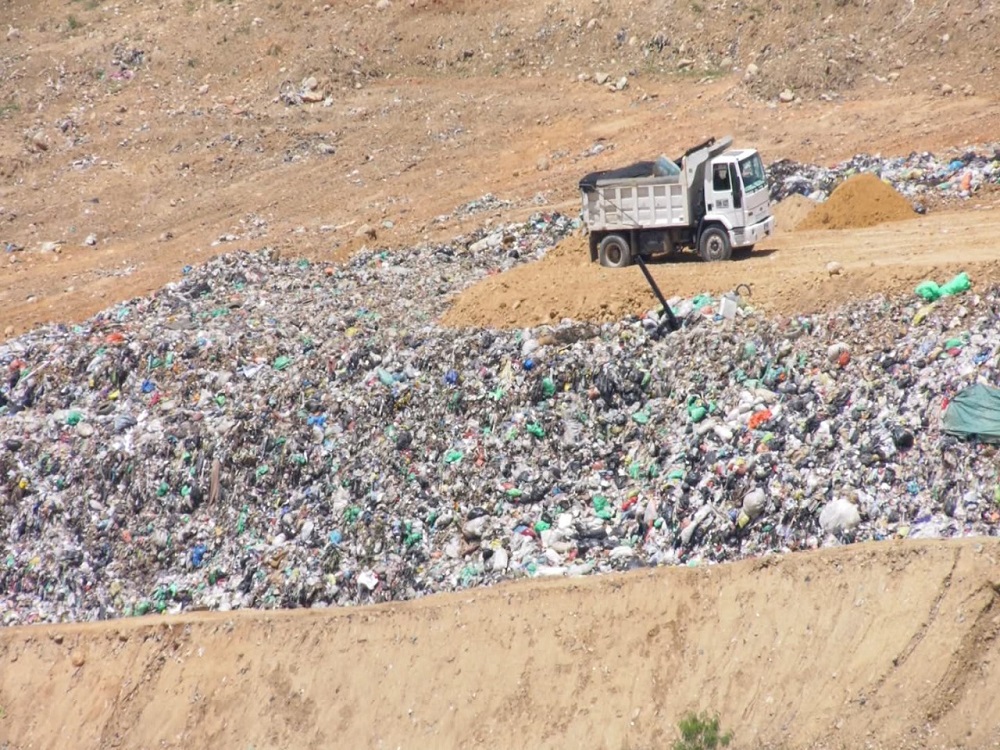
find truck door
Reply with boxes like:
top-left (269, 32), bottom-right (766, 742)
top-left (707, 161), bottom-right (743, 227)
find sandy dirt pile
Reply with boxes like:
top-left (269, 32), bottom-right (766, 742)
top-left (439, 234), bottom-right (630, 329)
top-left (2, 540), bottom-right (999, 750)
top-left (798, 173), bottom-right (917, 230)
top-left (771, 194), bottom-right (819, 232)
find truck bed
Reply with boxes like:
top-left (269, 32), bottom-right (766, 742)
top-left (581, 179), bottom-right (688, 230)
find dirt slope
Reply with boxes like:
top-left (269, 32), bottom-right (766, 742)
top-left (1, 539), bottom-right (998, 750)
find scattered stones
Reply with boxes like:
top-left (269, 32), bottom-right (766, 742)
top-left (36, 241), bottom-right (63, 254)
top-left (30, 132), bottom-right (50, 152)
top-left (826, 261), bottom-right (844, 277)
top-left (594, 72), bottom-right (610, 85)
top-left (779, 89), bottom-right (795, 103)
top-left (83, 234), bottom-right (97, 247)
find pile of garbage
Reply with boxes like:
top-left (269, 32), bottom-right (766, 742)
top-left (769, 146), bottom-right (1000, 205)
top-left (2, 212), bottom-right (999, 625)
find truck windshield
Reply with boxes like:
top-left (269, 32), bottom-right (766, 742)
top-left (739, 154), bottom-right (767, 194)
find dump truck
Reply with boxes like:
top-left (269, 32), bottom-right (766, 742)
top-left (579, 136), bottom-right (775, 267)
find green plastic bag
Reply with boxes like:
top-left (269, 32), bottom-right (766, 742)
top-left (915, 272), bottom-right (971, 301)
top-left (691, 294), bottom-right (713, 311)
top-left (592, 495), bottom-right (614, 520)
top-left (940, 272), bottom-right (971, 296)
top-left (914, 281), bottom-right (942, 302)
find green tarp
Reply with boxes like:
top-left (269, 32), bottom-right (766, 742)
top-left (942, 383), bottom-right (1000, 442)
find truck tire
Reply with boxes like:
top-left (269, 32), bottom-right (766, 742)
top-left (598, 234), bottom-right (632, 268)
top-left (699, 227), bottom-right (732, 262)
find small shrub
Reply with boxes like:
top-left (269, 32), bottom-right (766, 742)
top-left (673, 711), bottom-right (733, 750)
top-left (0, 99), bottom-right (20, 118)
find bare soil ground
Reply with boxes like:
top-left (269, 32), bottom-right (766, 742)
top-left (2, 0), bottom-right (1000, 747)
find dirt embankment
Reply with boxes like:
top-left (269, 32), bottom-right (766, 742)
top-left (1, 539), bottom-right (999, 750)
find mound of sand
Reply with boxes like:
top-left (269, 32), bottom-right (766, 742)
top-left (798, 172), bottom-right (916, 230)
top-left (439, 234), bottom-right (644, 329)
top-left (772, 194), bottom-right (818, 232)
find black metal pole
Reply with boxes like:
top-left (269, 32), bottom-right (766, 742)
top-left (635, 254), bottom-right (679, 332)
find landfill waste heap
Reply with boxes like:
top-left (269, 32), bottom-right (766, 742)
top-left (1, 204), bottom-right (999, 626)
top-left (768, 145), bottom-right (1000, 206)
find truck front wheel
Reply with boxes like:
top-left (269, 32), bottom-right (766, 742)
top-left (699, 227), bottom-right (732, 262)
top-left (598, 234), bottom-right (633, 268)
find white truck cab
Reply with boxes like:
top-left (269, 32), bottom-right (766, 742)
top-left (702, 149), bottom-right (774, 260)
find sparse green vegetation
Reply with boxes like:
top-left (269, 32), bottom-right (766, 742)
top-left (673, 711), bottom-right (733, 750)
top-left (67, 14), bottom-right (83, 30)
top-left (0, 98), bottom-right (20, 119)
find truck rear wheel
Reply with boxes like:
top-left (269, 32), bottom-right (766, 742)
top-left (699, 227), bottom-right (732, 262)
top-left (598, 234), bottom-right (632, 268)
